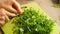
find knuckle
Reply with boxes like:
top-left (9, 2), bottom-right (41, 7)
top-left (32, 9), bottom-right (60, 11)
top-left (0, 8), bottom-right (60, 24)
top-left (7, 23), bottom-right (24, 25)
top-left (0, 16), bottom-right (5, 21)
top-left (0, 21), bottom-right (5, 25)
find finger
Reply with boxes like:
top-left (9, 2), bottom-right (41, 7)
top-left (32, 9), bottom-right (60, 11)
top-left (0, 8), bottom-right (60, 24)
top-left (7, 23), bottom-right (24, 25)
top-left (0, 16), bottom-right (5, 25)
top-left (0, 9), bottom-right (10, 22)
top-left (4, 10), bottom-right (16, 17)
top-left (5, 15), bottom-right (10, 22)
top-left (0, 8), bottom-right (6, 21)
top-left (3, 5), bottom-right (17, 14)
top-left (0, 16), bottom-right (5, 21)
top-left (0, 8), bottom-right (9, 25)
top-left (12, 0), bottom-right (23, 14)
top-left (0, 20), bottom-right (5, 25)
top-left (0, 15), bottom-right (5, 25)
top-left (0, 8), bottom-right (6, 15)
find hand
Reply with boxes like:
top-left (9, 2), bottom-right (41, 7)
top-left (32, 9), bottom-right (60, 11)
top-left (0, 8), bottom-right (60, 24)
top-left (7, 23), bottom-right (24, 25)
top-left (0, 0), bottom-right (22, 14)
top-left (0, 0), bottom-right (23, 25)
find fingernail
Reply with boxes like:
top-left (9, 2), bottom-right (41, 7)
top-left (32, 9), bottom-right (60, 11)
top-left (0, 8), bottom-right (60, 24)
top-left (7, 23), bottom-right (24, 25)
top-left (18, 10), bottom-right (23, 14)
top-left (12, 14), bottom-right (16, 16)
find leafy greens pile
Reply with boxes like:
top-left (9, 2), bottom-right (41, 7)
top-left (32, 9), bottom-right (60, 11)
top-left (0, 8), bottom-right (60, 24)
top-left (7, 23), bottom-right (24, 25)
top-left (11, 8), bottom-right (55, 34)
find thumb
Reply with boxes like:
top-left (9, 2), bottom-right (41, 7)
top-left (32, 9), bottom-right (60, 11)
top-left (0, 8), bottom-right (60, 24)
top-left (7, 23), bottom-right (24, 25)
top-left (12, 0), bottom-right (23, 14)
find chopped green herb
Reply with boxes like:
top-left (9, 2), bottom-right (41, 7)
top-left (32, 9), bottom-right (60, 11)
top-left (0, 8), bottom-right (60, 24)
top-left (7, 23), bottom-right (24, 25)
top-left (10, 8), bottom-right (55, 34)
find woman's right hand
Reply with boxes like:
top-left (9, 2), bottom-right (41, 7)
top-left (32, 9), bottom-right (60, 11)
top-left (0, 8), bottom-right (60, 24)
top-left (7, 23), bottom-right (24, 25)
top-left (0, 8), bottom-right (16, 25)
top-left (0, 0), bottom-right (23, 26)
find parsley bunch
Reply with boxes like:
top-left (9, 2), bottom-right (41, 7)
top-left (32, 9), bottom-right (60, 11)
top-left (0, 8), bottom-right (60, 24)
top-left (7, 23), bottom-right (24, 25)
top-left (12, 8), bottom-right (55, 34)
